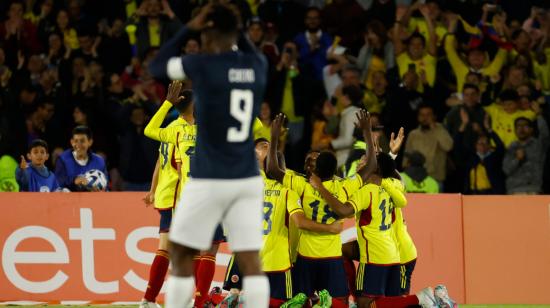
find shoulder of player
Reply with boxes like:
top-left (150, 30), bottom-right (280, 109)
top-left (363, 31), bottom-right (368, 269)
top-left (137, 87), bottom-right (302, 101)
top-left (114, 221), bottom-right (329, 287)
top-left (89, 152), bottom-right (106, 164)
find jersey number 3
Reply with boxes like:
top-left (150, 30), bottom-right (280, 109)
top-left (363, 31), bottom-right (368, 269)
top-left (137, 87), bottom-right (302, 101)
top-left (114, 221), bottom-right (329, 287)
top-left (227, 89), bottom-right (253, 142)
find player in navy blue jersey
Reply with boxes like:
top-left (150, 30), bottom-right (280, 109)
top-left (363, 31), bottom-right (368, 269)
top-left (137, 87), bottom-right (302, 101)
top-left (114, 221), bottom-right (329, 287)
top-left (149, 3), bottom-right (269, 308)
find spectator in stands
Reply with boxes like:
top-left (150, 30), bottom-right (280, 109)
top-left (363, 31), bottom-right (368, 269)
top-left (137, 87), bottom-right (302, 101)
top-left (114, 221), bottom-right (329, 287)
top-left (400, 0), bottom-right (447, 47)
top-left (405, 104), bottom-right (453, 187)
top-left (401, 151), bottom-right (439, 193)
top-left (128, 0), bottom-right (182, 60)
top-left (246, 18), bottom-right (279, 67)
top-left (0, 1), bottom-right (41, 60)
top-left (445, 13), bottom-right (508, 93)
top-left (25, 100), bottom-right (55, 146)
top-left (16, 139), bottom-right (60, 192)
top-left (55, 125), bottom-right (107, 191)
top-left (363, 70), bottom-right (389, 114)
top-left (485, 89), bottom-right (536, 147)
top-left (357, 20), bottom-right (394, 90)
top-left (321, 0), bottom-right (366, 52)
top-left (294, 7), bottom-right (333, 81)
top-left (55, 9), bottom-right (78, 50)
top-left (503, 115), bottom-right (549, 194)
top-left (330, 85), bottom-right (362, 167)
top-left (446, 84), bottom-right (487, 151)
top-left (97, 18), bottom-right (132, 74)
top-left (393, 3), bottom-right (437, 94)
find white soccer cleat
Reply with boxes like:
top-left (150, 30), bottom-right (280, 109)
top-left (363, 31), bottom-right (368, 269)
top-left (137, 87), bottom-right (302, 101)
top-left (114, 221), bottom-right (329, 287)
top-left (416, 287), bottom-right (438, 308)
top-left (139, 299), bottom-right (162, 308)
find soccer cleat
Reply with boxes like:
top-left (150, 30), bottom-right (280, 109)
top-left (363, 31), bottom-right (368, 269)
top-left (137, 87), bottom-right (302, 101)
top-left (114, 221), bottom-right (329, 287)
top-left (434, 285), bottom-right (457, 308)
top-left (416, 287), bottom-right (438, 308)
top-left (139, 299), bottom-right (161, 308)
top-left (312, 289), bottom-right (332, 308)
top-left (216, 293), bottom-right (239, 308)
top-left (281, 293), bottom-right (307, 308)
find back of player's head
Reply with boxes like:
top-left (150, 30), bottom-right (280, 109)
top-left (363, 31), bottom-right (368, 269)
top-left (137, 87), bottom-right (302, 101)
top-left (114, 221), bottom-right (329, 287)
top-left (254, 137), bottom-right (269, 147)
top-left (28, 139), bottom-right (49, 153)
top-left (315, 151), bottom-right (337, 180)
top-left (72, 125), bottom-right (93, 139)
top-left (376, 152), bottom-right (396, 178)
top-left (204, 3), bottom-right (241, 36)
top-left (175, 89), bottom-right (193, 113)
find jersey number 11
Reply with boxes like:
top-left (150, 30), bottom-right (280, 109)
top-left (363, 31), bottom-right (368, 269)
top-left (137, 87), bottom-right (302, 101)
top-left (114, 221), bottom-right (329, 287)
top-left (227, 89), bottom-right (253, 142)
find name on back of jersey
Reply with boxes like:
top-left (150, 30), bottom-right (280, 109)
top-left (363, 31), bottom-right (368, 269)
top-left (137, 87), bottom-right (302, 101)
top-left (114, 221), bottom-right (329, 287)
top-left (265, 189), bottom-right (281, 197)
top-left (228, 68), bottom-right (255, 83)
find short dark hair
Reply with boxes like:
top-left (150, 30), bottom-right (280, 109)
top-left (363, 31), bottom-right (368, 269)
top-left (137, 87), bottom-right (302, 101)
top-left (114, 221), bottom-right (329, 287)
top-left (340, 64), bottom-right (361, 77)
top-left (305, 6), bottom-right (321, 16)
top-left (499, 89), bottom-right (519, 102)
top-left (28, 139), bottom-right (49, 153)
top-left (315, 151), bottom-right (337, 180)
top-left (463, 83), bottom-right (480, 93)
top-left (204, 3), bottom-right (241, 35)
top-left (407, 32), bottom-right (426, 47)
top-left (72, 125), bottom-right (93, 139)
top-left (417, 103), bottom-right (433, 113)
top-left (342, 85), bottom-right (363, 106)
top-left (254, 137), bottom-right (269, 147)
top-left (174, 89), bottom-right (193, 113)
top-left (514, 117), bottom-right (533, 128)
top-left (377, 152), bottom-right (396, 178)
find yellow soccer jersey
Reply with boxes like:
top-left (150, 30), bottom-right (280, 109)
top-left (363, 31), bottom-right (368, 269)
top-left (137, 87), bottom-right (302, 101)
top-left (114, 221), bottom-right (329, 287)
top-left (348, 184), bottom-right (400, 265)
top-left (261, 178), bottom-right (304, 272)
top-left (384, 178), bottom-right (417, 264)
top-left (144, 100), bottom-right (197, 185)
top-left (154, 118), bottom-right (185, 209)
top-left (174, 124), bottom-right (197, 186)
top-left (283, 171), bottom-right (362, 258)
top-left (253, 117), bottom-right (264, 140)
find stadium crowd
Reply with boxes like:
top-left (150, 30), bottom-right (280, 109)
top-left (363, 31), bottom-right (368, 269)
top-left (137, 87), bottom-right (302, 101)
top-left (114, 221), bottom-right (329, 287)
top-left (1, 0), bottom-right (550, 194)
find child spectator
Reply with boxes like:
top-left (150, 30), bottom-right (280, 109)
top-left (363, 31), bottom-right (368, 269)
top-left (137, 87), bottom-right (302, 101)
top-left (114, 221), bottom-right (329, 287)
top-left (55, 125), bottom-right (107, 191)
top-left (16, 139), bottom-right (60, 192)
top-left (401, 151), bottom-right (439, 193)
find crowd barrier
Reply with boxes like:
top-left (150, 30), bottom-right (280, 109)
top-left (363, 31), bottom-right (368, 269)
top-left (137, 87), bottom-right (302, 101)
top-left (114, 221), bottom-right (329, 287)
top-left (0, 193), bottom-right (549, 304)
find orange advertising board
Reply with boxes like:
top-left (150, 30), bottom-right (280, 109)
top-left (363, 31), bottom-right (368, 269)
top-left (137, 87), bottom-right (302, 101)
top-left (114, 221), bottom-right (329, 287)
top-left (1, 193), bottom-right (550, 304)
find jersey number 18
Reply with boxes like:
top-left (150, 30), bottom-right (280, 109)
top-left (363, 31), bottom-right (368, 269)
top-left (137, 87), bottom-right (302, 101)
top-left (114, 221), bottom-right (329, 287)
top-left (227, 89), bottom-right (253, 143)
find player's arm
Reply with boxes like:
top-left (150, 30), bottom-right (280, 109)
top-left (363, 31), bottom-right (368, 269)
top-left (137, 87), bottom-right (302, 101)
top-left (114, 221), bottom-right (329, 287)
top-left (356, 110), bottom-right (377, 184)
top-left (290, 212), bottom-right (343, 234)
top-left (144, 81), bottom-right (183, 143)
top-left (266, 113), bottom-right (286, 182)
top-left (148, 6), bottom-right (211, 79)
top-left (143, 157), bottom-right (160, 206)
top-left (310, 174), bottom-right (355, 218)
top-left (381, 178), bottom-right (407, 208)
top-left (420, 5), bottom-right (437, 56)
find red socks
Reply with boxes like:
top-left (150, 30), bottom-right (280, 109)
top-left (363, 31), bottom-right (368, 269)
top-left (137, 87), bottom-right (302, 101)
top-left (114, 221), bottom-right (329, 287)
top-left (144, 249), bottom-right (170, 302)
top-left (331, 298), bottom-right (348, 308)
top-left (269, 298), bottom-right (285, 307)
top-left (194, 255), bottom-right (217, 307)
top-left (371, 295), bottom-right (420, 308)
top-left (193, 255), bottom-right (201, 282)
top-left (343, 259), bottom-right (357, 300)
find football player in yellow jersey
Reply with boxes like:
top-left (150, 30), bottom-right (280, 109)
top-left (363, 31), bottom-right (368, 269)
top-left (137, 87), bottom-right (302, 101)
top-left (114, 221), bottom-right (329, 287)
top-left (311, 152), bottom-right (437, 308)
top-left (220, 139), bottom-right (343, 307)
top-left (139, 82), bottom-right (195, 308)
top-left (266, 111), bottom-right (377, 307)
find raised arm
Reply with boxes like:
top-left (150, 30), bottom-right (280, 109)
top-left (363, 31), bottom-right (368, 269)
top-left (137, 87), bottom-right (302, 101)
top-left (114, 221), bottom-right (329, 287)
top-left (393, 19), bottom-right (406, 56)
top-left (310, 174), bottom-right (355, 218)
top-left (144, 81), bottom-right (184, 143)
top-left (381, 178), bottom-right (407, 208)
top-left (266, 114), bottom-right (286, 183)
top-left (420, 4), bottom-right (437, 56)
top-left (356, 110), bottom-right (377, 183)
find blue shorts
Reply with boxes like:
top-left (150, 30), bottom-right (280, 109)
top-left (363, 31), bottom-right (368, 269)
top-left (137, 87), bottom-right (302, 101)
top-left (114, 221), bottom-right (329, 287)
top-left (158, 209), bottom-right (173, 233)
top-left (292, 255), bottom-right (348, 298)
top-left (400, 259), bottom-right (416, 295)
top-left (223, 255), bottom-right (292, 300)
top-left (213, 224), bottom-right (226, 243)
top-left (356, 263), bottom-right (401, 297)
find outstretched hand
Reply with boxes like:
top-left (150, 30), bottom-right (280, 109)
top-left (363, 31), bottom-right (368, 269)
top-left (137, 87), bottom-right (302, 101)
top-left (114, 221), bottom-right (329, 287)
top-left (389, 127), bottom-right (405, 155)
top-left (19, 156), bottom-right (28, 170)
top-left (166, 80), bottom-right (184, 105)
top-left (271, 113), bottom-right (286, 140)
top-left (354, 109), bottom-right (371, 132)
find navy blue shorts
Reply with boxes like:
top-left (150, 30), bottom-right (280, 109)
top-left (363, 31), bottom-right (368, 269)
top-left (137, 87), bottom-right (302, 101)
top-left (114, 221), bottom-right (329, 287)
top-left (400, 259), bottom-right (416, 295)
top-left (213, 224), bottom-right (226, 243)
top-left (223, 255), bottom-right (292, 300)
top-left (158, 209), bottom-right (173, 233)
top-left (292, 255), bottom-right (348, 298)
top-left (356, 263), bottom-right (401, 297)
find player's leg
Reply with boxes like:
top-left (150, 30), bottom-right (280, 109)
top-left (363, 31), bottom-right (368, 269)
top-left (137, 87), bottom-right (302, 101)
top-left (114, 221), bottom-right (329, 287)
top-left (266, 271), bottom-right (292, 307)
top-left (142, 210), bottom-right (172, 307)
top-left (355, 263), bottom-right (385, 308)
top-left (224, 176), bottom-right (269, 308)
top-left (195, 224), bottom-right (225, 306)
top-left (166, 179), bottom-right (224, 308)
top-left (341, 240), bottom-right (359, 302)
top-left (401, 259), bottom-right (416, 295)
top-left (316, 258), bottom-right (349, 307)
